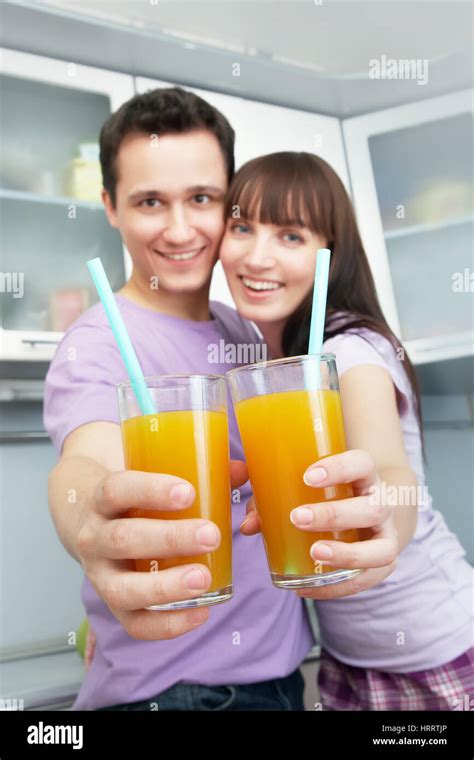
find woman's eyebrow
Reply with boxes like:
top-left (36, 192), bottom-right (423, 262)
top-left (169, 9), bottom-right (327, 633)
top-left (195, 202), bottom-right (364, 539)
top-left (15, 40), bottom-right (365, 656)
top-left (227, 214), bottom-right (250, 222)
top-left (277, 217), bottom-right (307, 228)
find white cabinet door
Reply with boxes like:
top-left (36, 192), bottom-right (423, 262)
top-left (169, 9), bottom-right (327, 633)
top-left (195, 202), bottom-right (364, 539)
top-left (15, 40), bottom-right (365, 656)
top-left (135, 77), bottom-right (349, 307)
top-left (0, 432), bottom-right (84, 660)
top-left (189, 86), bottom-right (349, 189)
top-left (343, 90), bottom-right (474, 364)
top-left (0, 49), bottom-right (134, 361)
top-left (226, 97), bottom-right (349, 190)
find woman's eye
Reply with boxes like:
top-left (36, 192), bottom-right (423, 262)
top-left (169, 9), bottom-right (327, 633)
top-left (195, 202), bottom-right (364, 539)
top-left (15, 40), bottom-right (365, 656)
top-left (231, 223), bottom-right (250, 234)
top-left (140, 198), bottom-right (161, 208)
top-left (282, 231), bottom-right (303, 243)
top-left (193, 194), bottom-right (210, 204)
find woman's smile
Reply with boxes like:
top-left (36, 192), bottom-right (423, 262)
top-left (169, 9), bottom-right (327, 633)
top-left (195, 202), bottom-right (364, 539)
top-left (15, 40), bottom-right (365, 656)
top-left (238, 274), bottom-right (285, 298)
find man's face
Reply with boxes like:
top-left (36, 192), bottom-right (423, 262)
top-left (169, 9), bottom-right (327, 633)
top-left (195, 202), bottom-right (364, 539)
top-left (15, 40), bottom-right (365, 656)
top-left (103, 130), bottom-right (228, 296)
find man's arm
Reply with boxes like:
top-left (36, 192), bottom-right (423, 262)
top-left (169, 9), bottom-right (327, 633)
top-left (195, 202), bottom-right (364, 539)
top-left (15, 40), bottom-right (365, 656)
top-left (47, 422), bottom-right (124, 563)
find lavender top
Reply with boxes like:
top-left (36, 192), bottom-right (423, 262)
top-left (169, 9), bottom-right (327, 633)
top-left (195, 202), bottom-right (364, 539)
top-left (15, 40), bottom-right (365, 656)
top-left (318, 328), bottom-right (473, 672)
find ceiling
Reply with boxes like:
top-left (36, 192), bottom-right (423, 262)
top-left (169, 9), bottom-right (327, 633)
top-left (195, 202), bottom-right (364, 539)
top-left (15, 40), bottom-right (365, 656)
top-left (36, 0), bottom-right (473, 77)
top-left (3, 0), bottom-right (472, 116)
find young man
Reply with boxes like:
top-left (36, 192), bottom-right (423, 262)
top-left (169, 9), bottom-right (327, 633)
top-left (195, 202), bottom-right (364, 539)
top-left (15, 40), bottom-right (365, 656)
top-left (44, 88), bottom-right (313, 710)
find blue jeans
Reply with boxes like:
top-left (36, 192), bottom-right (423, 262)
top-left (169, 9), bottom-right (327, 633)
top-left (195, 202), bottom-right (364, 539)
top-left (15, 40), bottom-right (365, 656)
top-left (97, 667), bottom-right (305, 711)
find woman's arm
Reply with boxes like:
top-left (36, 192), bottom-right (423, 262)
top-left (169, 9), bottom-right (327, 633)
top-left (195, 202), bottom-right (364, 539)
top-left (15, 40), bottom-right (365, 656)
top-left (240, 363), bottom-right (420, 600)
top-left (339, 363), bottom-right (418, 553)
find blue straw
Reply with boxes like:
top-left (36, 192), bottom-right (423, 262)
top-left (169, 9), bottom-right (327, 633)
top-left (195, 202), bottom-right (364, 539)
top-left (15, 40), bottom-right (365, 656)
top-left (87, 258), bottom-right (155, 415)
top-left (308, 248), bottom-right (331, 355)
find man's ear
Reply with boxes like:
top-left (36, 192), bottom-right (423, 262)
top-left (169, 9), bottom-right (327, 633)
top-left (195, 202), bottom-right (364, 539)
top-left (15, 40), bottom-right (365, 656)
top-left (102, 188), bottom-right (119, 228)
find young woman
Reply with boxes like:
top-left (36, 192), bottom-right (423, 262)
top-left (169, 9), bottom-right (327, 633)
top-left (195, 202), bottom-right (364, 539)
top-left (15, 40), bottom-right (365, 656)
top-left (220, 151), bottom-right (473, 711)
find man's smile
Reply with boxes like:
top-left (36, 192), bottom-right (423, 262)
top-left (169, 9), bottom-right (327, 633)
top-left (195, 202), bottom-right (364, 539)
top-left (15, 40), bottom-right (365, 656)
top-left (154, 246), bottom-right (206, 262)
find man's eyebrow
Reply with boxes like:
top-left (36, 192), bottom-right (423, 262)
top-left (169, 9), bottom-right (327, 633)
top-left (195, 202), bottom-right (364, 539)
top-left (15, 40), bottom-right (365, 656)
top-left (128, 185), bottom-right (225, 201)
top-left (188, 185), bottom-right (225, 195)
top-left (128, 189), bottom-right (162, 201)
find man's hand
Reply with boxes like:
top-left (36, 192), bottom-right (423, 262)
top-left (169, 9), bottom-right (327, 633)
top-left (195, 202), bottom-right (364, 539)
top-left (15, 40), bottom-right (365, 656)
top-left (76, 460), bottom-right (248, 640)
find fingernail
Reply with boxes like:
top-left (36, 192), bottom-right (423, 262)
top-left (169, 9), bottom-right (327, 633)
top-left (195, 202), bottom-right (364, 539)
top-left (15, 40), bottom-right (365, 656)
top-left (310, 543), bottom-right (333, 560)
top-left (240, 515), bottom-right (252, 527)
top-left (304, 466), bottom-right (327, 486)
top-left (188, 608), bottom-right (207, 626)
top-left (170, 483), bottom-right (193, 506)
top-left (196, 524), bottom-right (219, 548)
top-left (185, 569), bottom-right (208, 591)
top-left (290, 507), bottom-right (313, 526)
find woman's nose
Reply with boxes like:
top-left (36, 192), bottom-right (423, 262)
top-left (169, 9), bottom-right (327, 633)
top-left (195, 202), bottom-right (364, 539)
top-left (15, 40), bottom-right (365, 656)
top-left (244, 240), bottom-right (276, 270)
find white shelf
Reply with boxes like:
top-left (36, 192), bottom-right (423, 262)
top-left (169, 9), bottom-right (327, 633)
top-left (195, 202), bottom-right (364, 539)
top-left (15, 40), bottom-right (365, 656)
top-left (405, 332), bottom-right (474, 365)
top-left (0, 188), bottom-right (103, 210)
top-left (0, 650), bottom-right (84, 710)
top-left (384, 213), bottom-right (474, 240)
top-left (0, 379), bottom-right (46, 401)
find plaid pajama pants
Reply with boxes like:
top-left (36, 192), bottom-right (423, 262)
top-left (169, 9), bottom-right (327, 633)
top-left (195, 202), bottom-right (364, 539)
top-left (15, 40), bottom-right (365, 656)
top-left (318, 647), bottom-right (474, 711)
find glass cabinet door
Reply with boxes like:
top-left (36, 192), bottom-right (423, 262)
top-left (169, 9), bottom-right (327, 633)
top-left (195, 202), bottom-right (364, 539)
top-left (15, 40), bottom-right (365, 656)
top-left (368, 112), bottom-right (473, 344)
top-left (343, 90), bottom-right (473, 363)
top-left (0, 52), bottom-right (133, 351)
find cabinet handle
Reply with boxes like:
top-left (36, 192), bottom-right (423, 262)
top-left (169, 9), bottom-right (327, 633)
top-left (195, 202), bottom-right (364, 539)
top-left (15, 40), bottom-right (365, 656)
top-left (0, 431), bottom-right (49, 441)
top-left (21, 339), bottom-right (60, 346)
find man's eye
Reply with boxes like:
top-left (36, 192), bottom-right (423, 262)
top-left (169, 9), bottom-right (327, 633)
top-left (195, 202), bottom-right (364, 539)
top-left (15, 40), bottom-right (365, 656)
top-left (193, 194), bottom-right (210, 204)
top-left (140, 198), bottom-right (161, 208)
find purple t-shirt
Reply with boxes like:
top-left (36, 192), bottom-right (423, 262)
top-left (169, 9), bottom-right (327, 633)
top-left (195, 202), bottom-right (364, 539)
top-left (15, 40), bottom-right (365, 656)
top-left (318, 329), bottom-right (473, 672)
top-left (43, 295), bottom-right (314, 710)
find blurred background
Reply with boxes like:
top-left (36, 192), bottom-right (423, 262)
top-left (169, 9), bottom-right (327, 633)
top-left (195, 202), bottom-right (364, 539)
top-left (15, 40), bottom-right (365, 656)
top-left (0, 0), bottom-right (472, 710)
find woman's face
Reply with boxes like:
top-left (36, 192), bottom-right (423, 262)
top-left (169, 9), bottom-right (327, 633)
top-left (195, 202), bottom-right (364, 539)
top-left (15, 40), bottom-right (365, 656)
top-left (220, 216), bottom-right (328, 325)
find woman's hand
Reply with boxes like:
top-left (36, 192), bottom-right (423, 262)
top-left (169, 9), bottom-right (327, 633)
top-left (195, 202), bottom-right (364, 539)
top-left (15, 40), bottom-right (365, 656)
top-left (240, 449), bottom-right (399, 600)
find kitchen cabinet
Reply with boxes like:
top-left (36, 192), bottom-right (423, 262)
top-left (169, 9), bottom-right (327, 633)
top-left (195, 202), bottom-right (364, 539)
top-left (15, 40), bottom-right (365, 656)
top-left (0, 49), bottom-right (134, 362)
top-left (343, 90), bottom-right (474, 365)
top-left (0, 403), bottom-right (84, 666)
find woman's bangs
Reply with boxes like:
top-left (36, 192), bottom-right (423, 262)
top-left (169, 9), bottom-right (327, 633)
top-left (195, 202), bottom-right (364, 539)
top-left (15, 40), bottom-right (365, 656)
top-left (228, 175), bottom-right (322, 232)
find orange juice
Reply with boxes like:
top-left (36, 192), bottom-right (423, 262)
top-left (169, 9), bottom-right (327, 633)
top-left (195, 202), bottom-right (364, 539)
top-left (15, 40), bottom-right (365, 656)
top-left (235, 389), bottom-right (359, 578)
top-left (121, 410), bottom-right (232, 592)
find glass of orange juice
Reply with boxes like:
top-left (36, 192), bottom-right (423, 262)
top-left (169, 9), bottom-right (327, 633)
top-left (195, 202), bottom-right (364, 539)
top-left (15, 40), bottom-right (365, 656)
top-left (227, 354), bottom-right (362, 589)
top-left (117, 374), bottom-right (233, 610)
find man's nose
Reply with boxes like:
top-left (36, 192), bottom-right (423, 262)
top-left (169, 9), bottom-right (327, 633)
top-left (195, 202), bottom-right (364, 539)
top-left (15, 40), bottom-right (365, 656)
top-left (162, 205), bottom-right (194, 244)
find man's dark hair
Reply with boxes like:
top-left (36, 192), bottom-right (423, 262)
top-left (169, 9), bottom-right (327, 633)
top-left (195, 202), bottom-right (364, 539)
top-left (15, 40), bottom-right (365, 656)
top-left (99, 86), bottom-right (235, 206)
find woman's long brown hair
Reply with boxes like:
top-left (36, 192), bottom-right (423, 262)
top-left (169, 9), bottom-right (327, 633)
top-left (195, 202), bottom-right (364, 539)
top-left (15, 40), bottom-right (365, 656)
top-left (224, 151), bottom-right (423, 434)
